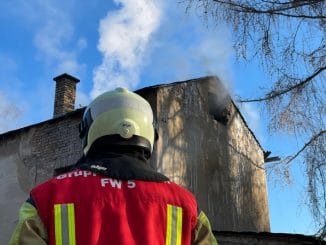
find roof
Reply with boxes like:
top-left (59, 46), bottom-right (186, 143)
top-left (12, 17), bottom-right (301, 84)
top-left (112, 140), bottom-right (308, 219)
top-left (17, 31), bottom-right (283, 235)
top-left (136, 76), bottom-right (264, 151)
top-left (0, 107), bottom-right (85, 140)
top-left (53, 73), bottom-right (80, 83)
top-left (1, 76), bottom-right (264, 151)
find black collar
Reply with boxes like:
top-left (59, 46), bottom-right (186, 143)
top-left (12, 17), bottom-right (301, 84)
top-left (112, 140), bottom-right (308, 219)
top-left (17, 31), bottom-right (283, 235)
top-left (75, 153), bottom-right (169, 182)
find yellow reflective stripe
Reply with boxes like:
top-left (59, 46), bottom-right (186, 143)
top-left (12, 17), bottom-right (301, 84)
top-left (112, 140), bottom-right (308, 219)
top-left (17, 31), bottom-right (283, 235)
top-left (165, 204), bottom-right (183, 245)
top-left (54, 204), bottom-right (63, 245)
top-left (176, 207), bottom-right (183, 245)
top-left (67, 203), bottom-right (76, 245)
top-left (166, 205), bottom-right (173, 245)
top-left (54, 203), bottom-right (76, 245)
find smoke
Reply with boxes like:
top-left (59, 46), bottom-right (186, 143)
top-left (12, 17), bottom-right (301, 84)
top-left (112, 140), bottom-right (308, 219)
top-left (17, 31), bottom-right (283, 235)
top-left (0, 92), bottom-right (22, 133)
top-left (0, 55), bottom-right (24, 133)
top-left (239, 103), bottom-right (263, 142)
top-left (131, 0), bottom-right (234, 89)
top-left (91, 0), bottom-right (161, 98)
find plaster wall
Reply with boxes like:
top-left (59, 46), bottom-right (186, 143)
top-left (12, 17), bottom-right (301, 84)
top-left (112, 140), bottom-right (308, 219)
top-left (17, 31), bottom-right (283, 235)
top-left (148, 77), bottom-right (270, 232)
top-left (0, 112), bottom-right (83, 243)
top-left (0, 77), bottom-right (270, 243)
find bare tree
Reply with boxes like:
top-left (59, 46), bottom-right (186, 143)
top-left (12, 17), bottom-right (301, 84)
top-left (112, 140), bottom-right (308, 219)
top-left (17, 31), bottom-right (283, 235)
top-left (183, 0), bottom-right (326, 238)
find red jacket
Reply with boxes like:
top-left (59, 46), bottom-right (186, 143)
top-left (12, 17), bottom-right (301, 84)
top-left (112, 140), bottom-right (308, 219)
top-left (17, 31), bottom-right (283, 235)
top-left (31, 169), bottom-right (198, 245)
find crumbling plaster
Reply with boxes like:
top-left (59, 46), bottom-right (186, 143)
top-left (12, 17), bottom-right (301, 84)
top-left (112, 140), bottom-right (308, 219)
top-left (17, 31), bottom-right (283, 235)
top-left (0, 76), bottom-right (270, 243)
top-left (0, 112), bottom-right (83, 243)
top-left (146, 77), bottom-right (270, 232)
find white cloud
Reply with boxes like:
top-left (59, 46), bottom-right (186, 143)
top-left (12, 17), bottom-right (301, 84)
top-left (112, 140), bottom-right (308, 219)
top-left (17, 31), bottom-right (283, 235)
top-left (91, 0), bottom-right (162, 98)
top-left (30, 1), bottom-right (86, 76)
top-left (77, 38), bottom-right (88, 50)
top-left (1, 0), bottom-right (86, 76)
top-left (136, 0), bottom-right (234, 89)
top-left (0, 1), bottom-right (94, 131)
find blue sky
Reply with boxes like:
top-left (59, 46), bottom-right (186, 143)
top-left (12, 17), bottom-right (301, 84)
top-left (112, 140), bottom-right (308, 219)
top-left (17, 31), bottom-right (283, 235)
top-left (0, 0), bottom-right (317, 235)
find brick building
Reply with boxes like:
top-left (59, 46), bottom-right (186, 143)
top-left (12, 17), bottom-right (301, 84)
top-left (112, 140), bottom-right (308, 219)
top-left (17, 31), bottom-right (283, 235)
top-left (0, 74), bottom-right (323, 244)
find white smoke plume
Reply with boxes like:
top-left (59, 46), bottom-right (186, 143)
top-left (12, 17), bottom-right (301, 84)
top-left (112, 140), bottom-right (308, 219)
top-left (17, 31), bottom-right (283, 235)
top-left (0, 92), bottom-right (22, 133)
top-left (239, 103), bottom-right (263, 143)
top-left (91, 0), bottom-right (161, 98)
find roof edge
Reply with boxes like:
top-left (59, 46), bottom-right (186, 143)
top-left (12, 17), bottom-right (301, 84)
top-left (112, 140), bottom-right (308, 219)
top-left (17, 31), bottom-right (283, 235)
top-left (0, 107), bottom-right (85, 140)
top-left (1, 75), bottom-right (264, 152)
top-left (136, 75), bottom-right (264, 151)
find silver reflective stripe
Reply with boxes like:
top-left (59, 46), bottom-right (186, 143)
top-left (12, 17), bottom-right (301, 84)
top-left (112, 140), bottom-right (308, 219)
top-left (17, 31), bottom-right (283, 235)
top-left (61, 204), bottom-right (69, 245)
top-left (171, 206), bottom-right (177, 245)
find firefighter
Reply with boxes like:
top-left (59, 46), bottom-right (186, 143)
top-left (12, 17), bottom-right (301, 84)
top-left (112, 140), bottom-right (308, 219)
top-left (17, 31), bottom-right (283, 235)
top-left (10, 87), bottom-right (217, 244)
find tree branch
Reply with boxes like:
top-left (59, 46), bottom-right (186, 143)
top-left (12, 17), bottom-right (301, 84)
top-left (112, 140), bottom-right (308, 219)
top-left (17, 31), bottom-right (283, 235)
top-left (285, 130), bottom-right (326, 165)
top-left (211, 0), bottom-right (326, 19)
top-left (212, 0), bottom-right (324, 11)
top-left (239, 66), bottom-right (326, 103)
top-left (236, 10), bottom-right (326, 19)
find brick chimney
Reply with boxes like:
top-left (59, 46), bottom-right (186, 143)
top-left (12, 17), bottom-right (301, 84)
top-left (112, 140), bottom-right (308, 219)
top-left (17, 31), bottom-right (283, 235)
top-left (53, 73), bottom-right (80, 118)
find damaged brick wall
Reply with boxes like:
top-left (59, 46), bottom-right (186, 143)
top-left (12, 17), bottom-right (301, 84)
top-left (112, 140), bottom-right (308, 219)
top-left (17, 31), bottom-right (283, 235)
top-left (0, 76), bottom-right (270, 243)
top-left (139, 77), bottom-right (270, 232)
top-left (0, 110), bottom-right (83, 242)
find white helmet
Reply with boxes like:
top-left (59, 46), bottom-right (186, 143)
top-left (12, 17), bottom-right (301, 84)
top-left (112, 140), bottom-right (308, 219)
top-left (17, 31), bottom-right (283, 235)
top-left (79, 88), bottom-right (155, 157)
